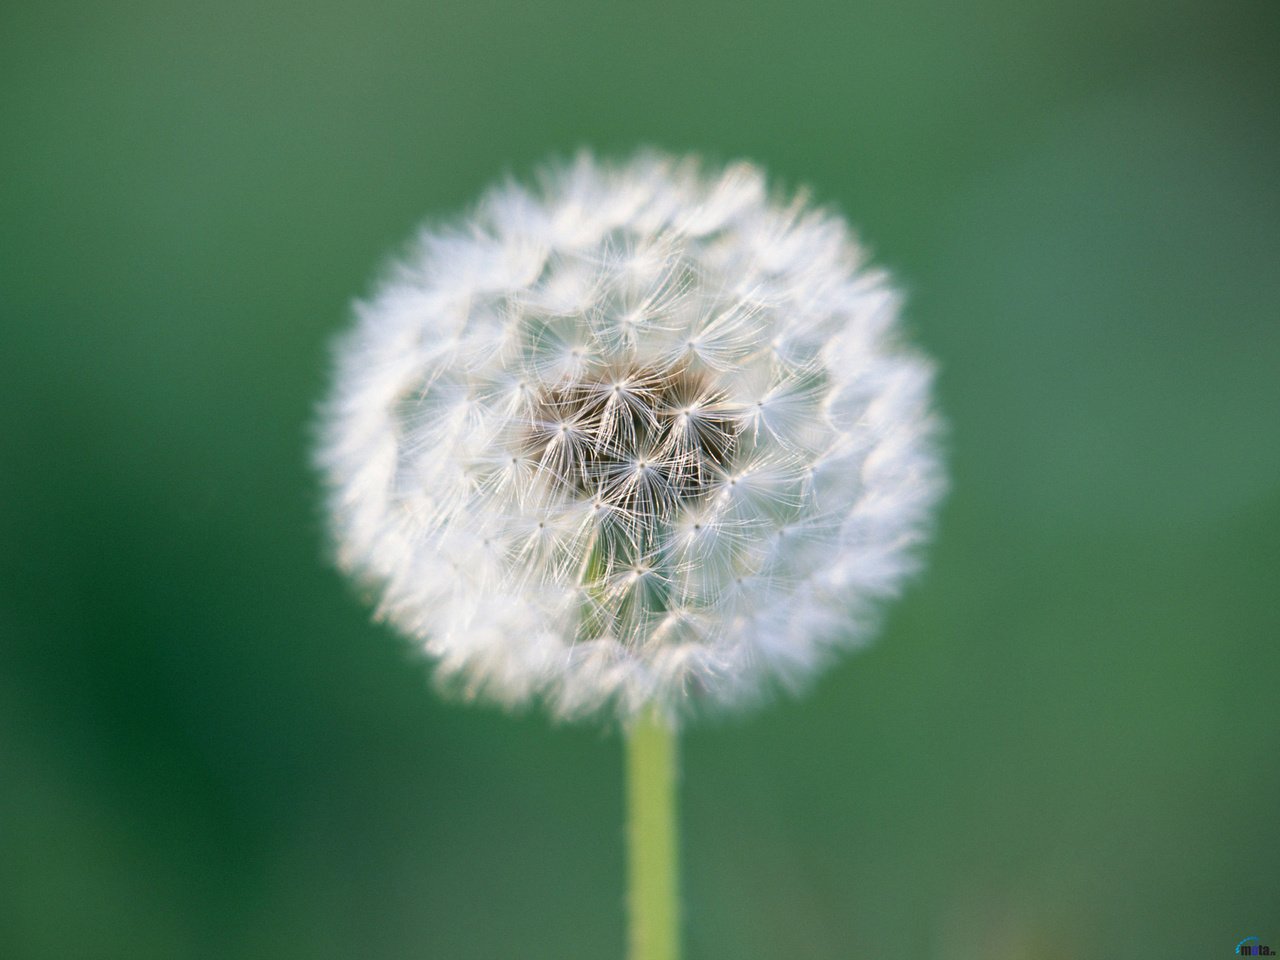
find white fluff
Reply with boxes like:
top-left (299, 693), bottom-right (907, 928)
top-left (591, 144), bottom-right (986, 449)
top-left (317, 151), bottom-right (945, 723)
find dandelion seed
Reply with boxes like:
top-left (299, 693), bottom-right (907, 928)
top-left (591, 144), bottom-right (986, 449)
top-left (317, 150), bottom-right (945, 723)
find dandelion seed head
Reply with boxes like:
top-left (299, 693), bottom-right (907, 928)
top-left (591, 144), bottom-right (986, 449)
top-left (317, 151), bottom-right (945, 723)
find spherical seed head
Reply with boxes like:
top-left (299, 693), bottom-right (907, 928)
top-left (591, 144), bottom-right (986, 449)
top-left (317, 151), bottom-right (945, 723)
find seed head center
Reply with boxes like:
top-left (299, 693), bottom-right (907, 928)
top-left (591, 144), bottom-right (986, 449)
top-left (527, 364), bottom-right (739, 522)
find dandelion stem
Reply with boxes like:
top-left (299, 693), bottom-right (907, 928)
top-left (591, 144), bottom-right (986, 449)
top-left (626, 708), bottom-right (679, 960)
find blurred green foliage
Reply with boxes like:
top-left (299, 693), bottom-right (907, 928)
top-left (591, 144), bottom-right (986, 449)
top-left (2, 0), bottom-right (1277, 957)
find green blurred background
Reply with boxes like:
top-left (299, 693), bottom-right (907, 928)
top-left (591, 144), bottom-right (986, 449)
top-left (3, 0), bottom-right (1277, 957)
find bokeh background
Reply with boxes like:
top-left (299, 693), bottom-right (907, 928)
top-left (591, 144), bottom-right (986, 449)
top-left (3, 0), bottom-right (1278, 957)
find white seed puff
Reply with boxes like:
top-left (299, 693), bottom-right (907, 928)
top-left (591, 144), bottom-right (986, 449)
top-left (317, 151), bottom-right (945, 723)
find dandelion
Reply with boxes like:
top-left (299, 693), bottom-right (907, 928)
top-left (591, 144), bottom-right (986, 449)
top-left (316, 151), bottom-right (945, 960)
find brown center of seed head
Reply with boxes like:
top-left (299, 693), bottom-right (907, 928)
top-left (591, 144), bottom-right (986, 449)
top-left (526, 364), bottom-right (740, 521)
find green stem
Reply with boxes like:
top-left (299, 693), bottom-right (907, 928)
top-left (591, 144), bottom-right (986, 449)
top-left (626, 709), bottom-right (680, 960)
